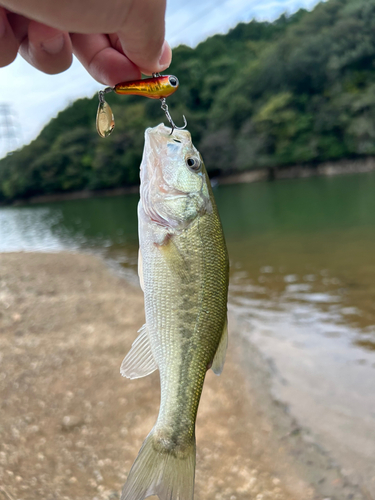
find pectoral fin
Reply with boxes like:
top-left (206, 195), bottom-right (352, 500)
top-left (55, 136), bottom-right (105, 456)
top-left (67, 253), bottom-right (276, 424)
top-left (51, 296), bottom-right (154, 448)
top-left (211, 317), bottom-right (228, 376)
top-left (121, 324), bottom-right (157, 379)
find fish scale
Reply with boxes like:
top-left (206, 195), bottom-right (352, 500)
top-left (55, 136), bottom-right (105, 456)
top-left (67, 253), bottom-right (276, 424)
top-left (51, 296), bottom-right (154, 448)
top-left (120, 123), bottom-right (229, 500)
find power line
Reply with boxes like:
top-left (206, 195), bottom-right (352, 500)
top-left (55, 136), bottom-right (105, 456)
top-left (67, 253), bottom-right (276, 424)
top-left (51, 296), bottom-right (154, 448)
top-left (168, 0), bottom-right (229, 42)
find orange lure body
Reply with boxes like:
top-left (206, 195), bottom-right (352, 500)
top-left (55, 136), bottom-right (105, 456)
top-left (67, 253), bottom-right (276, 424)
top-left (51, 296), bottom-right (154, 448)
top-left (114, 75), bottom-right (179, 99)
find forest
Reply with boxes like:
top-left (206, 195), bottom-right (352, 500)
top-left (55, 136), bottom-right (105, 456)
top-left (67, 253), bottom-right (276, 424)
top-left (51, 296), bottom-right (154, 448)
top-left (1, 0), bottom-right (375, 202)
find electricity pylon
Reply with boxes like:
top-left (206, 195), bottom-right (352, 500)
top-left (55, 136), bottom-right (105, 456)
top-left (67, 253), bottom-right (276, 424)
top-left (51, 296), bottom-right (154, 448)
top-left (0, 103), bottom-right (20, 154)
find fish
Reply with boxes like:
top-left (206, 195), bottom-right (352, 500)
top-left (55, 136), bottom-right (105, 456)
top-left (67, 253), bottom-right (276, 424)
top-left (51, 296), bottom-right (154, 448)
top-left (114, 75), bottom-right (180, 99)
top-left (120, 123), bottom-right (229, 500)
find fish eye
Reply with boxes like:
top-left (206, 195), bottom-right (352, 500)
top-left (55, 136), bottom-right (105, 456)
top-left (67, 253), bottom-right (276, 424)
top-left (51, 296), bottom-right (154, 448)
top-left (169, 76), bottom-right (178, 87)
top-left (186, 157), bottom-right (201, 172)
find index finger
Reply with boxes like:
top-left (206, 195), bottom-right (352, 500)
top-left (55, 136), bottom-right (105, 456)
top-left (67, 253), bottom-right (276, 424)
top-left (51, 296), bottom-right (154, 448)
top-left (71, 33), bottom-right (141, 86)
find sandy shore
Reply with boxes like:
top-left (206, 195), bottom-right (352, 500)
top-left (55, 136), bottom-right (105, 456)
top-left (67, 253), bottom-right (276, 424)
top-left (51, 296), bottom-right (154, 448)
top-left (0, 252), bottom-right (366, 500)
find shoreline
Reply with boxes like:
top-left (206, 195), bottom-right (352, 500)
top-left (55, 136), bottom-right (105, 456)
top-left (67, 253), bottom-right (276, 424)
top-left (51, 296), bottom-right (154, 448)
top-left (232, 313), bottom-right (369, 500)
top-left (219, 155), bottom-right (375, 185)
top-left (4, 156), bottom-right (375, 207)
top-left (0, 251), bottom-right (367, 500)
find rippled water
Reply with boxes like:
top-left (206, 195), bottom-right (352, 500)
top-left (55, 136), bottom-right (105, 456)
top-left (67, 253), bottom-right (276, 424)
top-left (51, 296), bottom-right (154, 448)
top-left (1, 172), bottom-right (375, 491)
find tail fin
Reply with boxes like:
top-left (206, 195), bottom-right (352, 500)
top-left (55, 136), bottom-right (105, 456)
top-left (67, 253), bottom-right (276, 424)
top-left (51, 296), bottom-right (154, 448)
top-left (121, 428), bottom-right (196, 500)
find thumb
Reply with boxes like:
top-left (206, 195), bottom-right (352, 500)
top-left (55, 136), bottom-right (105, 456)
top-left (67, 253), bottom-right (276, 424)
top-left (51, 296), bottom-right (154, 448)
top-left (117, 0), bottom-right (171, 75)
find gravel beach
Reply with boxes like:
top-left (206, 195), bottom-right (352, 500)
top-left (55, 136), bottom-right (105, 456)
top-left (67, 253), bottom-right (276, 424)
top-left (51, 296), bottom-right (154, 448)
top-left (0, 252), bottom-right (366, 500)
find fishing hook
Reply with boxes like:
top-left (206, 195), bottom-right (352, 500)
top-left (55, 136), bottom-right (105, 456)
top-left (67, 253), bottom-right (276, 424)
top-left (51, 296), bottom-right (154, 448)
top-left (152, 72), bottom-right (187, 135)
top-left (160, 97), bottom-right (187, 135)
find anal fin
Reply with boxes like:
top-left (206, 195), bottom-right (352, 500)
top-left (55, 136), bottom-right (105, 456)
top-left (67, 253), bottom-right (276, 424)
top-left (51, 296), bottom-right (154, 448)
top-left (211, 317), bottom-right (228, 376)
top-left (121, 324), bottom-right (157, 379)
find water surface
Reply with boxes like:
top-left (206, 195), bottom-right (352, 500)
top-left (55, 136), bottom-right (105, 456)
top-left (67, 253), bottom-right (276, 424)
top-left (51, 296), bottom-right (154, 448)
top-left (1, 172), bottom-right (375, 492)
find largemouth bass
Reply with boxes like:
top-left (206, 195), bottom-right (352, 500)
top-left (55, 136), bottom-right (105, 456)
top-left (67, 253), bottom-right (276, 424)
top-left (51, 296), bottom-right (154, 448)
top-left (120, 123), bottom-right (229, 500)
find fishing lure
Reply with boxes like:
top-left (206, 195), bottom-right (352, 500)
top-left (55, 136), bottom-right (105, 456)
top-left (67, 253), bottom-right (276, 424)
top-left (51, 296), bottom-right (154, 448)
top-left (96, 74), bottom-right (187, 138)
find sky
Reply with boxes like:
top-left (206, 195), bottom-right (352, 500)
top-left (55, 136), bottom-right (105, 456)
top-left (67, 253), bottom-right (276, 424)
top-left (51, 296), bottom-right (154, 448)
top-left (0, 0), bottom-right (322, 158)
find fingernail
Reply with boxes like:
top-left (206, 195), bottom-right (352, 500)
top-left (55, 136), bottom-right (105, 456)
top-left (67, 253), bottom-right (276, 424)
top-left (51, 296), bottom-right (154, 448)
top-left (158, 40), bottom-right (172, 70)
top-left (42, 34), bottom-right (64, 55)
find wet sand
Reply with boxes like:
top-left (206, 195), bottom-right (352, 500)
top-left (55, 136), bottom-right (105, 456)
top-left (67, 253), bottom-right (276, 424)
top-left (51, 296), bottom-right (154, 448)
top-left (0, 252), bottom-right (366, 500)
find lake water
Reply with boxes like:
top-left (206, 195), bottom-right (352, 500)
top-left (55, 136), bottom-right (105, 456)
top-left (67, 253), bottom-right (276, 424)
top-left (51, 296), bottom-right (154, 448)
top-left (1, 172), bottom-right (375, 493)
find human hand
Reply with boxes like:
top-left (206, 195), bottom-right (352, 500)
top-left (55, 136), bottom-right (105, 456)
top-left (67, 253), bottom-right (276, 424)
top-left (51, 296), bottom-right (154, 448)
top-left (0, 0), bottom-right (172, 85)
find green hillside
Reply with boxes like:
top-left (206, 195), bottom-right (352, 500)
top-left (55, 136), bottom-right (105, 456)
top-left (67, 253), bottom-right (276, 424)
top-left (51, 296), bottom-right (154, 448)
top-left (2, 0), bottom-right (375, 202)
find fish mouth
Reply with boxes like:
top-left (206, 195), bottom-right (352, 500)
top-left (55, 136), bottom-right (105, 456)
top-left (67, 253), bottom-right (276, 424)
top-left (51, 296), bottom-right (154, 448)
top-left (140, 125), bottom-right (188, 228)
top-left (141, 123), bottom-right (192, 193)
top-left (145, 123), bottom-right (192, 152)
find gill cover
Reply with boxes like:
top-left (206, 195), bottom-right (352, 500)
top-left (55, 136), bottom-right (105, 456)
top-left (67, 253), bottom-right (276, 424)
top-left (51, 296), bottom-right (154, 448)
top-left (140, 124), bottom-right (211, 231)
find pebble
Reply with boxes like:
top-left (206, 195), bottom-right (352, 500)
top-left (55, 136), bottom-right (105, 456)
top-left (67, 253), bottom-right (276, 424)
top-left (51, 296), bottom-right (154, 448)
top-left (61, 415), bottom-right (82, 430)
